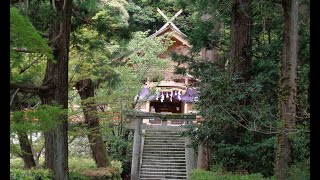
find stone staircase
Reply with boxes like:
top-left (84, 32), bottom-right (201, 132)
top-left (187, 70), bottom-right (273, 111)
top-left (139, 130), bottom-right (188, 180)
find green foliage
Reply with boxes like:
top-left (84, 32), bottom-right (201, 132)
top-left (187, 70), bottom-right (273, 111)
top-left (288, 159), bottom-right (310, 180)
top-left (176, 0), bottom-right (309, 178)
top-left (93, 0), bottom-right (129, 34)
top-left (10, 6), bottom-right (51, 85)
top-left (93, 31), bottom-right (170, 111)
top-left (69, 27), bottom-right (119, 84)
top-left (213, 137), bottom-right (276, 176)
top-left (68, 157), bottom-right (97, 173)
top-left (10, 158), bottom-right (123, 180)
top-left (291, 131), bottom-right (310, 164)
top-left (68, 157), bottom-right (122, 179)
top-left (10, 158), bottom-right (24, 169)
top-left (190, 169), bottom-right (273, 180)
top-left (10, 157), bottom-right (45, 169)
top-left (10, 141), bottom-right (23, 159)
top-left (181, 58), bottom-right (278, 177)
top-left (14, 0), bottom-right (53, 32)
top-left (110, 160), bottom-right (123, 176)
top-left (10, 105), bottom-right (67, 133)
top-left (126, 0), bottom-right (193, 35)
top-left (10, 168), bottom-right (52, 180)
top-left (69, 172), bottom-right (91, 180)
top-left (99, 119), bottom-right (132, 177)
top-left (10, 6), bottom-right (52, 58)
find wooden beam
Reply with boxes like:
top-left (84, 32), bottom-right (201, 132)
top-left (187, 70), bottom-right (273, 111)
top-left (157, 8), bottom-right (169, 22)
top-left (125, 110), bottom-right (197, 119)
top-left (169, 9), bottom-right (183, 22)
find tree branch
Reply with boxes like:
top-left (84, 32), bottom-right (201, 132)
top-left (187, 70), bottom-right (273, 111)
top-left (19, 57), bottom-right (41, 74)
top-left (10, 84), bottom-right (39, 95)
top-left (71, 8), bottom-right (93, 25)
top-left (10, 88), bottom-right (20, 107)
top-left (49, 22), bottom-right (63, 44)
top-left (12, 48), bottom-right (34, 53)
top-left (36, 144), bottom-right (45, 165)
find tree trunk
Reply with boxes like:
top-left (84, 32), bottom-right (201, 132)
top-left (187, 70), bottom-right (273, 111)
top-left (11, 94), bottom-right (37, 169)
top-left (17, 131), bottom-right (37, 169)
top-left (197, 142), bottom-right (210, 170)
top-left (274, 0), bottom-right (299, 179)
top-left (229, 0), bottom-right (252, 81)
top-left (75, 78), bottom-right (109, 167)
top-left (40, 0), bottom-right (72, 179)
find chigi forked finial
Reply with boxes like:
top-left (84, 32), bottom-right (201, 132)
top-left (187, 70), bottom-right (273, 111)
top-left (157, 8), bottom-right (183, 24)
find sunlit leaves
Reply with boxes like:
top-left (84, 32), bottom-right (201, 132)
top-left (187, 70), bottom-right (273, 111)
top-left (93, 0), bottom-right (129, 34)
top-left (10, 6), bottom-right (52, 59)
top-left (10, 105), bottom-right (67, 133)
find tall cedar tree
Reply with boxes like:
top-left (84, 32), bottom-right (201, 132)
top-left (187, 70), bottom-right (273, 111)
top-left (274, 0), bottom-right (299, 179)
top-left (75, 78), bottom-right (109, 167)
top-left (197, 0), bottom-right (252, 170)
top-left (39, 0), bottom-right (72, 179)
top-left (230, 0), bottom-right (252, 81)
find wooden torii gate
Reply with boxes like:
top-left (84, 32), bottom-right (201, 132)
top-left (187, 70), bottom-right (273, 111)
top-left (125, 110), bottom-right (197, 180)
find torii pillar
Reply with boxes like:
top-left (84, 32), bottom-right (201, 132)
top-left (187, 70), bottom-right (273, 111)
top-left (130, 118), bottom-right (142, 180)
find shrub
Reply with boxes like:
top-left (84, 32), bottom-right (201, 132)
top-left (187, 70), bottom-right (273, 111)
top-left (10, 157), bottom-right (45, 169)
top-left (288, 159), bottom-right (310, 180)
top-left (111, 160), bottom-right (123, 175)
top-left (68, 157), bottom-right (96, 173)
top-left (10, 168), bottom-right (52, 180)
top-left (213, 137), bottom-right (276, 177)
top-left (190, 169), bottom-right (274, 180)
top-left (68, 157), bottom-right (122, 179)
top-left (69, 172), bottom-right (90, 180)
top-left (10, 158), bottom-right (24, 169)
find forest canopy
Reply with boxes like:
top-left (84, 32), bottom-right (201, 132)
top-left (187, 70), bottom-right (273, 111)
top-left (10, 0), bottom-right (309, 179)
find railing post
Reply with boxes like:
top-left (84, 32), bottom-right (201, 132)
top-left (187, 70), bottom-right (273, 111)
top-left (131, 118), bottom-right (142, 180)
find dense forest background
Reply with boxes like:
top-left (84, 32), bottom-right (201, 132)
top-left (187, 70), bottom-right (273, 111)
top-left (10, 0), bottom-right (309, 179)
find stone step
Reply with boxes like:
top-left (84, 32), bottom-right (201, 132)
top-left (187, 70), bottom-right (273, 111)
top-left (143, 144), bottom-right (185, 149)
top-left (143, 151), bottom-right (185, 155)
top-left (143, 150), bottom-right (185, 154)
top-left (144, 142), bottom-right (185, 145)
top-left (141, 131), bottom-right (188, 179)
top-left (142, 159), bottom-right (186, 162)
top-left (141, 172), bottom-right (187, 179)
top-left (139, 174), bottom-right (187, 180)
top-left (145, 135), bottom-right (183, 138)
top-left (140, 171), bottom-right (187, 176)
top-left (141, 168), bottom-right (187, 172)
top-left (145, 136), bottom-right (184, 139)
top-left (143, 154), bottom-right (185, 158)
top-left (143, 156), bottom-right (186, 160)
top-left (142, 161), bottom-right (186, 165)
top-left (145, 136), bottom-right (183, 139)
top-left (144, 140), bottom-right (185, 143)
top-left (145, 131), bottom-right (182, 133)
top-left (141, 164), bottom-right (186, 169)
top-left (144, 140), bottom-right (185, 144)
top-left (145, 132), bottom-right (182, 134)
top-left (143, 143), bottom-right (185, 146)
top-left (142, 162), bottom-right (186, 166)
top-left (143, 146), bottom-right (185, 152)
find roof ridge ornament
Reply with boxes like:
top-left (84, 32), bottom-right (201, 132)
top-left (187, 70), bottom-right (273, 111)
top-left (157, 8), bottom-right (183, 24)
